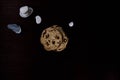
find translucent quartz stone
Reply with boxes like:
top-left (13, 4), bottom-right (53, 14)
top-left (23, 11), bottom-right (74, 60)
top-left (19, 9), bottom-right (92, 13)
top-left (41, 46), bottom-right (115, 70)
top-left (35, 15), bottom-right (42, 24)
top-left (7, 24), bottom-right (21, 34)
top-left (19, 6), bottom-right (33, 18)
top-left (69, 21), bottom-right (74, 27)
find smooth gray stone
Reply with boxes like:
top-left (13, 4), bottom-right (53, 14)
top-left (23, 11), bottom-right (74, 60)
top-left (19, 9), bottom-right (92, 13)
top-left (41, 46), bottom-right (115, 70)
top-left (7, 24), bottom-right (21, 34)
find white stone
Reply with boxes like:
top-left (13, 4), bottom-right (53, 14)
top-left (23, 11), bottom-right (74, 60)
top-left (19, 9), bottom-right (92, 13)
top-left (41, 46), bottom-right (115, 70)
top-left (19, 6), bottom-right (33, 18)
top-left (69, 21), bottom-right (74, 27)
top-left (20, 6), bottom-right (28, 14)
top-left (35, 15), bottom-right (42, 24)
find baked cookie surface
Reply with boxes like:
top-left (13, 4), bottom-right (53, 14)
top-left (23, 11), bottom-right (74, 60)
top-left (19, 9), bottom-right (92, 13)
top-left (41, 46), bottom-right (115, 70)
top-left (40, 25), bottom-right (68, 52)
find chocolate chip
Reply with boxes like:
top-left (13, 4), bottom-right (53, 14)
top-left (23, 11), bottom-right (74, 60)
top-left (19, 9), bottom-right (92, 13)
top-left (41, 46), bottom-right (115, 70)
top-left (46, 34), bottom-right (49, 38)
top-left (52, 41), bottom-right (55, 44)
top-left (48, 40), bottom-right (50, 42)
top-left (55, 35), bottom-right (60, 39)
top-left (46, 42), bottom-right (49, 46)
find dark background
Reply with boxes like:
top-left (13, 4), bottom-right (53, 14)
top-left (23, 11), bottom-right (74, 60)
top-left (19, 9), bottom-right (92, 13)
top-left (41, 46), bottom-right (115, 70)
top-left (0, 0), bottom-right (118, 80)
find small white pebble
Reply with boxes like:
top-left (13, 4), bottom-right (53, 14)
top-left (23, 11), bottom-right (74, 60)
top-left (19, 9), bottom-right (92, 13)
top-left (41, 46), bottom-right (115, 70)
top-left (69, 21), bottom-right (74, 27)
top-left (35, 15), bottom-right (42, 24)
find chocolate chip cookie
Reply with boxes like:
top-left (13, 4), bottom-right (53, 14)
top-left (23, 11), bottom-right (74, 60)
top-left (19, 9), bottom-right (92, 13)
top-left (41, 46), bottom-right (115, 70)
top-left (40, 25), bottom-right (68, 52)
